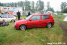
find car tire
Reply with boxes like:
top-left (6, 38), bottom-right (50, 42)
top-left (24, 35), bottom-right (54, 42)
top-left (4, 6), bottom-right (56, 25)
top-left (20, 25), bottom-right (26, 30)
top-left (11, 20), bottom-right (15, 22)
top-left (47, 23), bottom-right (52, 28)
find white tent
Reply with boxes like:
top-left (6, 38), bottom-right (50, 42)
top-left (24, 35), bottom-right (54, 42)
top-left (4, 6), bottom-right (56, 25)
top-left (63, 16), bottom-right (67, 21)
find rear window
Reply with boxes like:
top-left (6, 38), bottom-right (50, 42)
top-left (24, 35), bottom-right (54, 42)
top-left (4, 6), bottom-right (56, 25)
top-left (1, 15), bottom-right (7, 18)
top-left (42, 15), bottom-right (49, 19)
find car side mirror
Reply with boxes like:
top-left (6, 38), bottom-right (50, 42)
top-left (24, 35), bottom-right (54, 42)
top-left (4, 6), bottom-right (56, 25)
top-left (29, 19), bottom-right (32, 21)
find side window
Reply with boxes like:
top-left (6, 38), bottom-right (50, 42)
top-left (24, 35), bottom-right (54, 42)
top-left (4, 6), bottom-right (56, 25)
top-left (31, 15), bottom-right (40, 20)
top-left (42, 15), bottom-right (49, 19)
top-left (1, 15), bottom-right (7, 18)
top-left (8, 15), bottom-right (14, 18)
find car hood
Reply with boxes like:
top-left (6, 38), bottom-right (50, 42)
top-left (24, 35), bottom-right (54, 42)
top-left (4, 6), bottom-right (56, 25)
top-left (16, 19), bottom-right (26, 22)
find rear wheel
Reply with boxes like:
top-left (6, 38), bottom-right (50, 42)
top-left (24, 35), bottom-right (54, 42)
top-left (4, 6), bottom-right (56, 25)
top-left (47, 23), bottom-right (52, 28)
top-left (20, 25), bottom-right (26, 30)
top-left (11, 20), bottom-right (15, 22)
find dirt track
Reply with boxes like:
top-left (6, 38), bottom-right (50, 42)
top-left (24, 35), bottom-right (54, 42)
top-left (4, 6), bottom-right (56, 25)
top-left (59, 22), bottom-right (67, 44)
top-left (54, 16), bottom-right (67, 44)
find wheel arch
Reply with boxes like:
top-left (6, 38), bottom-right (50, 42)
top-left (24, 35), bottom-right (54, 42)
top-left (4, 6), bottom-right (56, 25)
top-left (19, 24), bottom-right (27, 29)
top-left (46, 22), bottom-right (52, 27)
top-left (11, 19), bottom-right (15, 22)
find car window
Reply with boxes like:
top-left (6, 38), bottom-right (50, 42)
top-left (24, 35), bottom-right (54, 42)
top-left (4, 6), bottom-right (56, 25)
top-left (1, 15), bottom-right (7, 18)
top-left (31, 15), bottom-right (40, 20)
top-left (42, 15), bottom-right (49, 19)
top-left (8, 15), bottom-right (14, 18)
top-left (25, 15), bottom-right (32, 20)
top-left (0, 16), bottom-right (1, 17)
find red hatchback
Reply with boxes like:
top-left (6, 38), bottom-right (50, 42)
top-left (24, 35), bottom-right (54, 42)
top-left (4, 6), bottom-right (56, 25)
top-left (14, 14), bottom-right (54, 30)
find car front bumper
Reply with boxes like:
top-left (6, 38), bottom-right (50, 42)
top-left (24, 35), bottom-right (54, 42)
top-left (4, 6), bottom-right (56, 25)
top-left (14, 25), bottom-right (20, 29)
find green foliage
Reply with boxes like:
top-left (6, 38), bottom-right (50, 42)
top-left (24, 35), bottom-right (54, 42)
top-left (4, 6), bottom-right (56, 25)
top-left (0, 0), bottom-right (57, 12)
top-left (47, 8), bottom-right (54, 12)
top-left (36, 0), bottom-right (44, 11)
top-left (40, 10), bottom-right (43, 13)
top-left (30, 9), bottom-right (36, 13)
top-left (31, 1), bottom-right (34, 10)
top-left (61, 8), bottom-right (67, 13)
top-left (47, 1), bottom-right (50, 10)
top-left (25, 0), bottom-right (31, 10)
top-left (61, 2), bottom-right (67, 10)
top-left (0, 2), bottom-right (3, 6)
top-left (46, 1), bottom-right (54, 12)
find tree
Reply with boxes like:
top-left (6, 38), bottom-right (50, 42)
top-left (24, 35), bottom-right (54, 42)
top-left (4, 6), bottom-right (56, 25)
top-left (14, 3), bottom-right (17, 7)
top-left (31, 1), bottom-right (34, 9)
top-left (30, 1), bottom-right (35, 12)
top-left (17, 1), bottom-right (23, 7)
top-left (36, 0), bottom-right (44, 11)
top-left (25, 0), bottom-right (31, 10)
top-left (61, 8), bottom-right (67, 13)
top-left (47, 7), bottom-right (54, 12)
top-left (47, 1), bottom-right (50, 10)
top-left (61, 2), bottom-right (67, 10)
top-left (46, 1), bottom-right (54, 12)
top-left (0, 2), bottom-right (3, 6)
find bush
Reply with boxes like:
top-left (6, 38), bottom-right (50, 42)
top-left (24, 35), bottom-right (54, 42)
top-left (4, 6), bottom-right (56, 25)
top-left (61, 8), bottom-right (67, 13)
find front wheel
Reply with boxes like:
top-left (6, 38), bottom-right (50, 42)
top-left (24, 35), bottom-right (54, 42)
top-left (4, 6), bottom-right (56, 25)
top-left (20, 25), bottom-right (26, 30)
top-left (47, 23), bottom-right (52, 28)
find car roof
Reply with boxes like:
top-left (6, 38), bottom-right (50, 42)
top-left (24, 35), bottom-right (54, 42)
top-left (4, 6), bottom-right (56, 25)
top-left (32, 14), bottom-right (51, 15)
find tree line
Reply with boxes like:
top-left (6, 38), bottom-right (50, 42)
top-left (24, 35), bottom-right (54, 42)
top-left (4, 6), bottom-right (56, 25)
top-left (0, 0), bottom-right (55, 12)
top-left (61, 2), bottom-right (67, 13)
top-left (0, 0), bottom-right (44, 12)
top-left (0, 0), bottom-right (67, 13)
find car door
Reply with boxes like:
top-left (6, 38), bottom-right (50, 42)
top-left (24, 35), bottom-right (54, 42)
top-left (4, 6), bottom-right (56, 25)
top-left (27, 15), bottom-right (42, 28)
top-left (7, 15), bottom-right (14, 22)
top-left (0, 15), bottom-right (8, 22)
top-left (40, 15), bottom-right (50, 27)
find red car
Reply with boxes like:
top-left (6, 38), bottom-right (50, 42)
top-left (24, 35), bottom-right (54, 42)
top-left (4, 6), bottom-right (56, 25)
top-left (14, 14), bottom-right (54, 30)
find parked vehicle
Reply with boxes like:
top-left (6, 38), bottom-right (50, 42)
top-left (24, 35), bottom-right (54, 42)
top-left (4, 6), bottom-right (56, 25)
top-left (0, 14), bottom-right (16, 22)
top-left (61, 13), bottom-right (67, 15)
top-left (14, 14), bottom-right (54, 30)
top-left (43, 12), bottom-right (51, 15)
top-left (53, 13), bottom-right (59, 15)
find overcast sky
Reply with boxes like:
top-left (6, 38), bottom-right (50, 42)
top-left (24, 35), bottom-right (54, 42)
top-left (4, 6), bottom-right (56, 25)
top-left (0, 0), bottom-right (67, 11)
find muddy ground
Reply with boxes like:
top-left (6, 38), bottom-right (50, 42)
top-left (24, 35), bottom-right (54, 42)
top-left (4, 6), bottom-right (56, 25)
top-left (57, 16), bottom-right (67, 45)
top-left (54, 16), bottom-right (67, 45)
top-left (59, 22), bottom-right (67, 44)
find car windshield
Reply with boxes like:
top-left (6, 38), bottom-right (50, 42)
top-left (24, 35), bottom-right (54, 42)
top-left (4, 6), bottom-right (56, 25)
top-left (25, 15), bottom-right (32, 20)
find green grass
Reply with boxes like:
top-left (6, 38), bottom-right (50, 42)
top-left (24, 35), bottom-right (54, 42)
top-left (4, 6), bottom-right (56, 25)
top-left (52, 15), bottom-right (67, 27)
top-left (0, 15), bottom-right (66, 45)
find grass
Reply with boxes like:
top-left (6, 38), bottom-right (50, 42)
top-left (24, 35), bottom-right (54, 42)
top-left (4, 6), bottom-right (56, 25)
top-left (0, 15), bottom-right (66, 45)
top-left (52, 15), bottom-right (67, 27)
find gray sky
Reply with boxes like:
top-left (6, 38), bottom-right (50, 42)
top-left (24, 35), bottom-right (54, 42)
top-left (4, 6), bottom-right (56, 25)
top-left (0, 0), bottom-right (67, 11)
